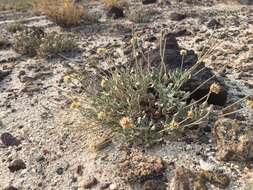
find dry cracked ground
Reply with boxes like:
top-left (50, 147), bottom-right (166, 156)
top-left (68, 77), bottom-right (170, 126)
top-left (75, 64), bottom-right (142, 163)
top-left (0, 0), bottom-right (253, 190)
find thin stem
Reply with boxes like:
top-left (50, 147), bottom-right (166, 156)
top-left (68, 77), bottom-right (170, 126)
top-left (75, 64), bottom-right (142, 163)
top-left (222, 95), bottom-right (249, 111)
top-left (219, 107), bottom-right (246, 118)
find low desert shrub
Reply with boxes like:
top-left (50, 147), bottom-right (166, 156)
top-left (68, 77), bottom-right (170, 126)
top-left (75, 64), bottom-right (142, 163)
top-left (14, 28), bottom-right (78, 57)
top-left (66, 33), bottom-right (252, 147)
top-left (65, 36), bottom-right (220, 147)
top-left (38, 32), bottom-right (78, 57)
top-left (34, 0), bottom-right (86, 27)
top-left (14, 28), bottom-right (43, 56)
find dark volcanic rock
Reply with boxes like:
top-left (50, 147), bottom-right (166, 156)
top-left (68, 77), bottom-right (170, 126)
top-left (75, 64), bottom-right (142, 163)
top-left (145, 33), bottom-right (227, 106)
top-left (0, 70), bottom-right (11, 82)
top-left (207, 18), bottom-right (222, 29)
top-left (170, 12), bottom-right (187, 21)
top-left (1, 132), bottom-right (20, 146)
top-left (8, 159), bottom-right (26, 172)
top-left (106, 6), bottom-right (124, 19)
top-left (213, 118), bottom-right (253, 161)
top-left (142, 0), bottom-right (157, 5)
top-left (3, 186), bottom-right (19, 190)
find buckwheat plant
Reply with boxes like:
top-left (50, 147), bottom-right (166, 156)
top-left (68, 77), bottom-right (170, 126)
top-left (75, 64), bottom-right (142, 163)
top-left (64, 34), bottom-right (226, 147)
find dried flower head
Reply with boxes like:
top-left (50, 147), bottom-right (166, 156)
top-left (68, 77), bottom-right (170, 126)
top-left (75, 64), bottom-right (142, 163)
top-left (120, 117), bottom-right (134, 129)
top-left (63, 75), bottom-right (72, 83)
top-left (246, 100), bottom-right (253, 109)
top-left (101, 78), bottom-right (108, 88)
top-left (180, 49), bottom-right (187, 56)
top-left (210, 83), bottom-right (221, 94)
top-left (98, 112), bottom-right (107, 120)
top-left (187, 110), bottom-right (194, 119)
top-left (169, 119), bottom-right (179, 129)
top-left (70, 101), bottom-right (81, 109)
top-left (96, 47), bottom-right (107, 55)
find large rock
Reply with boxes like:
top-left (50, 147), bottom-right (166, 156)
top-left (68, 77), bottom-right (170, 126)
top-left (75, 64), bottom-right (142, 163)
top-left (144, 33), bottom-right (227, 106)
top-left (213, 118), bottom-right (253, 161)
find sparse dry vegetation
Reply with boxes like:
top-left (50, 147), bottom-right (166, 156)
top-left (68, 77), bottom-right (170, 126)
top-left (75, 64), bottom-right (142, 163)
top-left (0, 0), bottom-right (35, 11)
top-left (14, 28), bottom-right (43, 56)
top-left (34, 0), bottom-right (86, 27)
top-left (38, 32), bottom-right (78, 57)
top-left (14, 28), bottom-right (78, 57)
top-left (66, 36), bottom-right (219, 146)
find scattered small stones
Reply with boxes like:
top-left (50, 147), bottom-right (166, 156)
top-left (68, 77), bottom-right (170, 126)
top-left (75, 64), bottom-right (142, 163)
top-left (8, 159), bottom-right (26, 172)
top-left (1, 132), bottom-right (20, 146)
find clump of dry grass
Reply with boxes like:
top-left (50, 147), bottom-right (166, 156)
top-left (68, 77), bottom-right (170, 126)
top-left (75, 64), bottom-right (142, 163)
top-left (14, 28), bottom-right (78, 57)
top-left (0, 0), bottom-right (35, 11)
top-left (38, 32), bottom-right (78, 57)
top-left (34, 0), bottom-right (86, 27)
top-left (14, 28), bottom-right (43, 56)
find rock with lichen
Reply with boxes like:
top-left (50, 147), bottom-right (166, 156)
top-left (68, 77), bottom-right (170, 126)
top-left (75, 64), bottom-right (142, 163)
top-left (213, 118), bottom-right (253, 161)
top-left (117, 149), bottom-right (166, 183)
top-left (169, 166), bottom-right (230, 190)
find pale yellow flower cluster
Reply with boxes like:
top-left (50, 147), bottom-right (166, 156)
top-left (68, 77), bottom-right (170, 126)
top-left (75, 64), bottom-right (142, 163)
top-left (247, 100), bottom-right (253, 109)
top-left (210, 83), bottom-right (221, 94)
top-left (120, 117), bottom-right (134, 129)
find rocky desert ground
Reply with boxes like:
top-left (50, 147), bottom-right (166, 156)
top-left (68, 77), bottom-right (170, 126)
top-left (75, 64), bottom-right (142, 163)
top-left (0, 0), bottom-right (253, 189)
